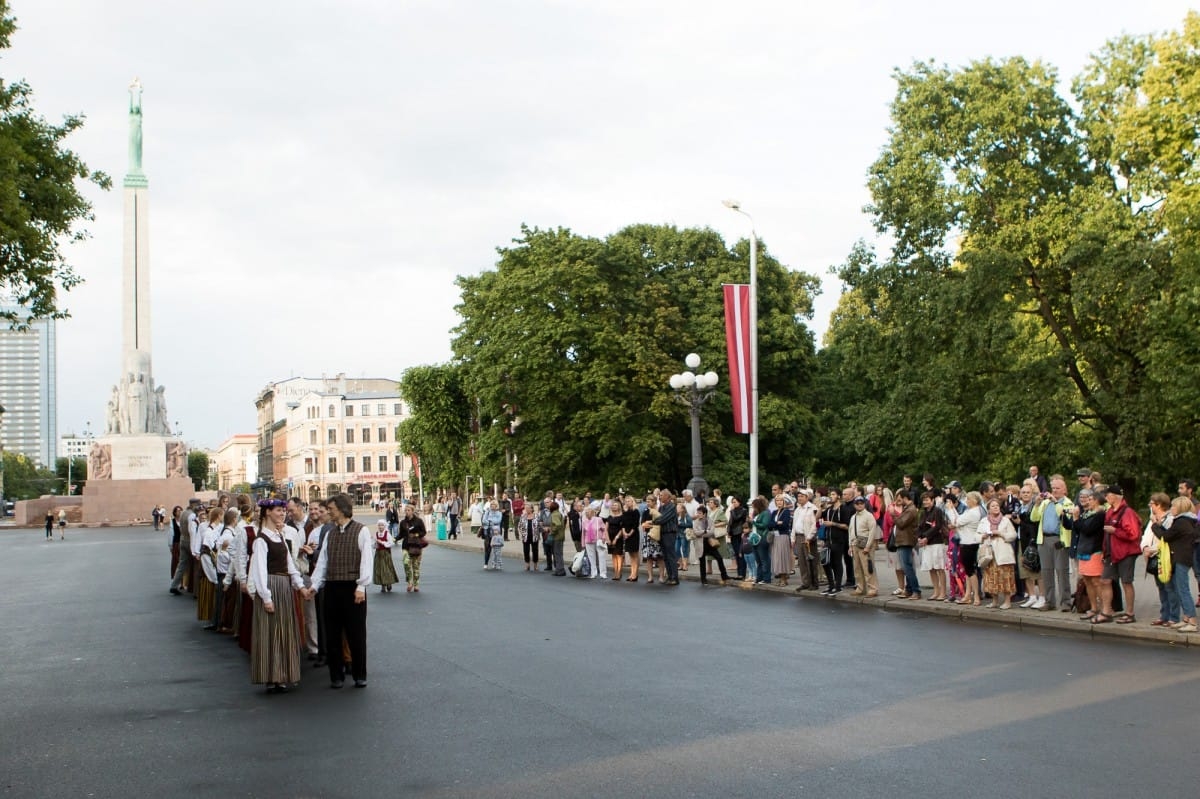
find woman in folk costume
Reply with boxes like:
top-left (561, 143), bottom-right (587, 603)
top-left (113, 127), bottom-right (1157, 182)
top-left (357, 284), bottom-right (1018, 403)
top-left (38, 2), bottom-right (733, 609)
top-left (372, 519), bottom-right (400, 592)
top-left (196, 507), bottom-right (223, 624)
top-left (250, 498), bottom-right (306, 693)
top-left (214, 509), bottom-right (239, 632)
top-left (233, 493), bottom-right (257, 653)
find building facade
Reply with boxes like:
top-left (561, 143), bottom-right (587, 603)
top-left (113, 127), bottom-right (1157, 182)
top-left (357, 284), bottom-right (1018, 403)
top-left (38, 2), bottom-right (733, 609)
top-left (0, 308), bottom-right (57, 467)
top-left (281, 389), bottom-right (410, 506)
top-left (213, 434), bottom-right (258, 492)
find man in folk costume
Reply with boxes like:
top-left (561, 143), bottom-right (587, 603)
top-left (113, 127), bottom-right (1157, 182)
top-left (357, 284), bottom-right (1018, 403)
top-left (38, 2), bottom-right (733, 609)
top-left (306, 493), bottom-right (373, 689)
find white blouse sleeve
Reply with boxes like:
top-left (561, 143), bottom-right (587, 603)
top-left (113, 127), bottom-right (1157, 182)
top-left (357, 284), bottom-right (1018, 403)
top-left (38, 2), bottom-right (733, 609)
top-left (251, 535), bottom-right (271, 604)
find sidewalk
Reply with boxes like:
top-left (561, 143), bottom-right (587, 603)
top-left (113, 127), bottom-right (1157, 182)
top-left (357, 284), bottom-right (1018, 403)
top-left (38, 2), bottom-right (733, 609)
top-left (431, 532), bottom-right (1198, 649)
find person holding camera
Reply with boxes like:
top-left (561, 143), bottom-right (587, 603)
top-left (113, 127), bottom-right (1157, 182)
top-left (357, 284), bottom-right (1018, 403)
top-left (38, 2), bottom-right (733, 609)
top-left (1030, 476), bottom-right (1075, 611)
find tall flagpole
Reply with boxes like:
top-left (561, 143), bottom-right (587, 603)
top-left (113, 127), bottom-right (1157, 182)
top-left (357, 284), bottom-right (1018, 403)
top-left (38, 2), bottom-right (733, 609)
top-left (723, 200), bottom-right (758, 502)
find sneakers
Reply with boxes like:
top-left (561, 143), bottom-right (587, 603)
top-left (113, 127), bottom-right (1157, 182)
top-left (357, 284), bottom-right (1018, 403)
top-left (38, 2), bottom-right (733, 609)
top-left (1031, 596), bottom-right (1047, 610)
top-left (819, 587), bottom-right (834, 595)
top-left (1177, 623), bottom-right (1198, 633)
top-left (1019, 596), bottom-right (1037, 608)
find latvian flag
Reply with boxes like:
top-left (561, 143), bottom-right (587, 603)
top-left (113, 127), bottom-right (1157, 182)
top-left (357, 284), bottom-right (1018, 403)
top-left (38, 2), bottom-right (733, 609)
top-left (723, 283), bottom-right (754, 434)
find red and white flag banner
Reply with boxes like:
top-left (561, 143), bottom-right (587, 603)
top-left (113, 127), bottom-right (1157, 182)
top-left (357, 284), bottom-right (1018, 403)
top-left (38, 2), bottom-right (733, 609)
top-left (723, 283), bottom-right (754, 434)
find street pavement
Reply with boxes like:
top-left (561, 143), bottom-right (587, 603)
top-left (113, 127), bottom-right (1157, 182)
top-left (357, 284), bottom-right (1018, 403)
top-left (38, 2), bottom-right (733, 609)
top-left (2, 522), bottom-right (1198, 799)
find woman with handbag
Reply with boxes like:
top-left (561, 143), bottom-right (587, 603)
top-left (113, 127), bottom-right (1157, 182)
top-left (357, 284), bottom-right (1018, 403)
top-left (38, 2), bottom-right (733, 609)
top-left (640, 496), bottom-right (666, 584)
top-left (978, 498), bottom-right (1017, 609)
top-left (1070, 489), bottom-right (1106, 621)
top-left (398, 504), bottom-right (428, 592)
top-left (693, 505), bottom-right (730, 585)
top-left (616, 497), bottom-right (642, 581)
top-left (519, 503), bottom-right (543, 572)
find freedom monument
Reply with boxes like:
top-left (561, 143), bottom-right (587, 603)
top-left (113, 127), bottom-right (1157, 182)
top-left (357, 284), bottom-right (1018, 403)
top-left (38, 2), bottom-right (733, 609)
top-left (81, 80), bottom-right (193, 522)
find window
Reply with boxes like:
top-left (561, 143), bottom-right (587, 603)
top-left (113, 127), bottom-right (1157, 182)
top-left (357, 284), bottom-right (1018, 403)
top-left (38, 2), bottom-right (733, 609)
top-left (328, 457), bottom-right (337, 473)
top-left (378, 455), bottom-right (388, 471)
top-left (361, 404), bottom-right (370, 416)
top-left (393, 403), bottom-right (402, 415)
top-left (394, 454), bottom-right (402, 471)
top-left (377, 404), bottom-right (386, 415)
top-left (362, 427), bottom-right (371, 443)
top-left (362, 456), bottom-right (371, 472)
top-left (309, 430), bottom-right (316, 445)
top-left (345, 405), bottom-right (354, 417)
top-left (327, 429), bottom-right (336, 444)
top-left (346, 456), bottom-right (355, 473)
top-left (304, 457), bottom-right (314, 474)
top-left (345, 428), bottom-right (355, 444)
top-left (328, 404), bottom-right (336, 418)
top-left (378, 426), bottom-right (386, 442)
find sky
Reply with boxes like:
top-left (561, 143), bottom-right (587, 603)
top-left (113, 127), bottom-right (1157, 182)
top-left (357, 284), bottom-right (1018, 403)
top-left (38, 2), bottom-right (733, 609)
top-left (3, 0), bottom-right (1193, 450)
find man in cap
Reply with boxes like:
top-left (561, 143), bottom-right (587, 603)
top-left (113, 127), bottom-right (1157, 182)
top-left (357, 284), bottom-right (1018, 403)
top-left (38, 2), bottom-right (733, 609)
top-left (1101, 484), bottom-right (1142, 622)
top-left (849, 495), bottom-right (879, 596)
top-left (1075, 469), bottom-right (1095, 504)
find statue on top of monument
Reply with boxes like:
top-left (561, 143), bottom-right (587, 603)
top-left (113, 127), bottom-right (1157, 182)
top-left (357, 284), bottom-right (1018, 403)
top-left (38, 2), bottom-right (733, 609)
top-left (153, 385), bottom-right (171, 435)
top-left (128, 77), bottom-right (143, 173)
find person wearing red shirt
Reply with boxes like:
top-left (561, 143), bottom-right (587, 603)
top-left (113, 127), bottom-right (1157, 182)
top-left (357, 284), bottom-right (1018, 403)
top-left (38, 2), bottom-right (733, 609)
top-left (1101, 484), bottom-right (1142, 623)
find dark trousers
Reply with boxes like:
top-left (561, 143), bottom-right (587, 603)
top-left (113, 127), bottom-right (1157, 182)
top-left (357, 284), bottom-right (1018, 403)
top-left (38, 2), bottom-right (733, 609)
top-left (661, 532), bottom-right (680, 582)
top-left (483, 537), bottom-right (492, 565)
top-left (542, 540), bottom-right (553, 569)
top-left (448, 514), bottom-right (459, 539)
top-left (501, 513), bottom-right (511, 539)
top-left (522, 540), bottom-right (539, 564)
top-left (700, 540), bottom-right (729, 582)
top-left (730, 534), bottom-right (745, 578)
top-left (753, 538), bottom-right (772, 582)
top-left (553, 539), bottom-right (567, 574)
top-left (323, 582), bottom-right (367, 682)
top-left (315, 588), bottom-right (326, 659)
top-left (828, 540), bottom-right (847, 588)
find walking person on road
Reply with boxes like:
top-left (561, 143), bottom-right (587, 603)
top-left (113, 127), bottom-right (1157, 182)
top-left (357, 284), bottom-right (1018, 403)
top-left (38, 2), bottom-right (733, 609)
top-left (397, 504), bottom-right (428, 592)
top-left (481, 500), bottom-right (502, 570)
top-left (372, 520), bottom-right (399, 593)
top-left (44, 510), bottom-right (53, 541)
top-left (57, 508), bottom-right (67, 540)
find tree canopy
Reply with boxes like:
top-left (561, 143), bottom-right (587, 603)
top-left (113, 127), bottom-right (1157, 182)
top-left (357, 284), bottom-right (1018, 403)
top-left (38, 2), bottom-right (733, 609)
top-left (816, 12), bottom-right (1200, 493)
top-left (447, 223), bottom-right (819, 497)
top-left (0, 1), bottom-right (109, 324)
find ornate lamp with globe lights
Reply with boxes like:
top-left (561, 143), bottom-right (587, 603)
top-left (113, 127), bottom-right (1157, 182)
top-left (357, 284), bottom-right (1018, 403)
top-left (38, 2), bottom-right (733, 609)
top-left (669, 353), bottom-right (720, 498)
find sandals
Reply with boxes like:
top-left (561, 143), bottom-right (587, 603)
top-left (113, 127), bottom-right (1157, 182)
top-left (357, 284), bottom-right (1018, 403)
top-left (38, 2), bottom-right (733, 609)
top-left (1091, 613), bottom-right (1113, 624)
top-left (1115, 615), bottom-right (1137, 624)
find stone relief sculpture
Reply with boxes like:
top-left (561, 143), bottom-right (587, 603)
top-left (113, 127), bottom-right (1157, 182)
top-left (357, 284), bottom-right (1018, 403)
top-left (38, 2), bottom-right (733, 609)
top-left (88, 442), bottom-right (112, 481)
top-left (166, 441), bottom-right (187, 478)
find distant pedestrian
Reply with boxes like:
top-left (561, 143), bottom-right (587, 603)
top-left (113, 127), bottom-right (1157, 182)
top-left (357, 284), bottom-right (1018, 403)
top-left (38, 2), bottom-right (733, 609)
top-left (372, 520), bottom-right (399, 593)
top-left (398, 505), bottom-right (427, 592)
top-left (44, 510), bottom-right (53, 540)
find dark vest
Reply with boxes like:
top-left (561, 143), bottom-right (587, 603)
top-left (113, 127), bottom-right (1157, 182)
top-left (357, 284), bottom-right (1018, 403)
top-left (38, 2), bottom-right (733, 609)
top-left (264, 533), bottom-right (290, 575)
top-left (326, 520), bottom-right (364, 582)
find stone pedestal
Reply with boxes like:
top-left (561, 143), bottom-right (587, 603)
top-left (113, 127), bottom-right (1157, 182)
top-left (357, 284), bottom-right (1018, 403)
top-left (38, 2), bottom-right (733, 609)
top-left (81, 476), bottom-right (195, 524)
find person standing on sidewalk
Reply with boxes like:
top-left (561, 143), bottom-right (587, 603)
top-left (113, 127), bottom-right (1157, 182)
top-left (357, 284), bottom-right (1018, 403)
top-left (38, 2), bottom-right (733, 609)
top-left (446, 491), bottom-right (462, 540)
top-left (644, 490), bottom-right (680, 586)
top-left (849, 496), bottom-right (879, 597)
top-left (481, 500), bottom-right (503, 570)
top-left (1031, 476), bottom-right (1074, 611)
top-left (893, 490), bottom-right (921, 600)
top-left (548, 501), bottom-right (567, 576)
top-left (1100, 484), bottom-right (1142, 625)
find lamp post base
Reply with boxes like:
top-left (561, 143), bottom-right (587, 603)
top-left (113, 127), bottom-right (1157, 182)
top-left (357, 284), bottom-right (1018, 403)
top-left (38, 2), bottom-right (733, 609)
top-left (686, 475), bottom-right (710, 499)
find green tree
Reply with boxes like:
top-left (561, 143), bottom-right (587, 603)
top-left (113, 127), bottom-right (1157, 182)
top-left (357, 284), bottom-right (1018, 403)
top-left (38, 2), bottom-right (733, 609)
top-left (450, 223), bottom-right (819, 497)
top-left (396, 366), bottom-right (471, 491)
top-left (0, 2), bottom-right (110, 325)
top-left (188, 450), bottom-right (209, 491)
top-left (54, 456), bottom-right (87, 494)
top-left (817, 14), bottom-right (1200, 494)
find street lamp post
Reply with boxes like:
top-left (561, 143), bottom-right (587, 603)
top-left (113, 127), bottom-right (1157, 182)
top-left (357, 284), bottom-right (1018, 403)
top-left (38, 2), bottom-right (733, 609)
top-left (669, 353), bottom-right (720, 498)
top-left (722, 199), bottom-right (759, 501)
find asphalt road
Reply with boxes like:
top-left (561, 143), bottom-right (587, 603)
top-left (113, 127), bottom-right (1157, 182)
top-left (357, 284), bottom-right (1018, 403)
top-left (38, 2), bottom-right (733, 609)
top-left (2, 525), bottom-right (1198, 799)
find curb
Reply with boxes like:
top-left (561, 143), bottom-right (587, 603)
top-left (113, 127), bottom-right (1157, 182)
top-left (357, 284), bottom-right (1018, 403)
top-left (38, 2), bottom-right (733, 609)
top-left (429, 538), bottom-right (1197, 649)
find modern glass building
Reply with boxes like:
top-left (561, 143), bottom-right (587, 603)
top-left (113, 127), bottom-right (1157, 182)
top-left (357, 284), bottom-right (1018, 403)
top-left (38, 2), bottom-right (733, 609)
top-left (0, 307), bottom-right (58, 467)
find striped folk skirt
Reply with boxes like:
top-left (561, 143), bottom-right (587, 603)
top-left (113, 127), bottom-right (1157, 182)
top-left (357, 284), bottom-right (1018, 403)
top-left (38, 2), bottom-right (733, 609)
top-left (196, 577), bottom-right (217, 621)
top-left (374, 549), bottom-right (400, 587)
top-left (251, 574), bottom-right (302, 685)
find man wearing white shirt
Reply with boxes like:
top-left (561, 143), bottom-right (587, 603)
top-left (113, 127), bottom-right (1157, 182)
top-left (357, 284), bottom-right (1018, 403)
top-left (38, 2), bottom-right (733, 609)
top-left (306, 493), bottom-right (372, 689)
top-left (792, 490), bottom-right (820, 591)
